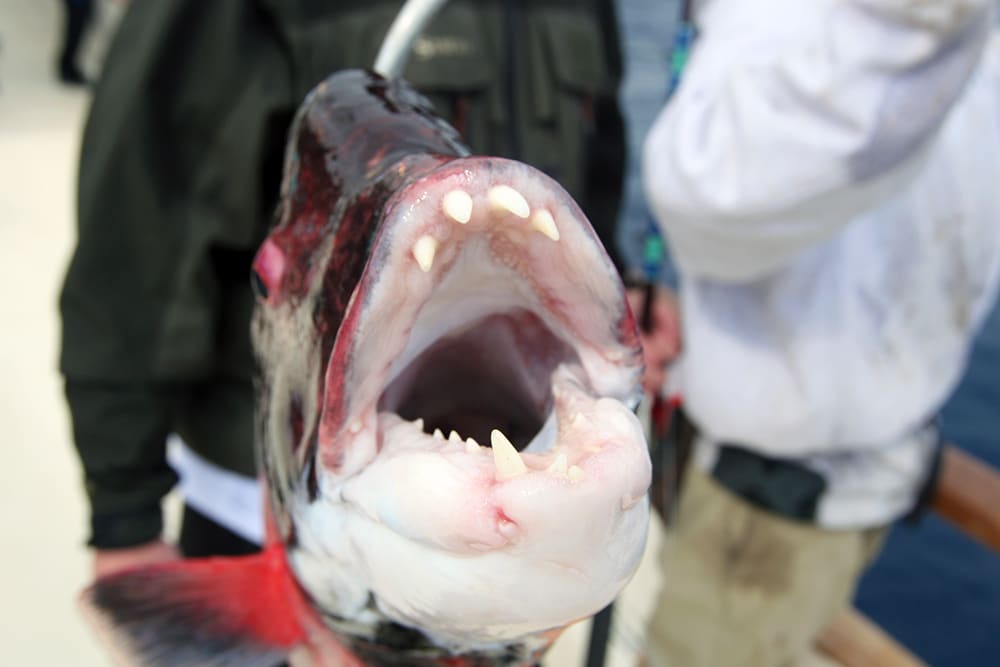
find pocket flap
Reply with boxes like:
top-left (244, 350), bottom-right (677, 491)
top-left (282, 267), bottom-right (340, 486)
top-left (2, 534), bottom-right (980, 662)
top-left (537, 11), bottom-right (611, 95)
top-left (390, 6), bottom-right (496, 90)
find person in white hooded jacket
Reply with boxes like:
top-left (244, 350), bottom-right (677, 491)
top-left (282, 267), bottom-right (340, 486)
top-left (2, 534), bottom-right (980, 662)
top-left (642, 1), bottom-right (1000, 664)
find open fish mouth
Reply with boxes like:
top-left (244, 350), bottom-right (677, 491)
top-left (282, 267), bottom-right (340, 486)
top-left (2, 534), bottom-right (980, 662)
top-left (289, 156), bottom-right (651, 650)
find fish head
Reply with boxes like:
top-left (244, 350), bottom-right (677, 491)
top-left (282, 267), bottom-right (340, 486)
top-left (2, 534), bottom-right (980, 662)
top-left (251, 71), bottom-right (651, 661)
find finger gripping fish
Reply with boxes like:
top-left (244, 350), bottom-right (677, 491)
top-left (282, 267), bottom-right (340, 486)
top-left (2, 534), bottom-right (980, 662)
top-left (82, 70), bottom-right (651, 667)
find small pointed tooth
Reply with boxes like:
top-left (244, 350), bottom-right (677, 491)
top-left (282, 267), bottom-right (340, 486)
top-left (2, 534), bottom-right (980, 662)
top-left (442, 189), bottom-right (473, 224)
top-left (413, 235), bottom-right (437, 272)
top-left (433, 428), bottom-right (445, 440)
top-left (413, 418), bottom-right (425, 432)
top-left (490, 429), bottom-right (527, 480)
top-left (621, 494), bottom-right (642, 510)
top-left (465, 438), bottom-right (480, 454)
top-left (448, 430), bottom-right (463, 445)
top-left (531, 209), bottom-right (560, 241)
top-left (488, 185), bottom-right (530, 219)
top-left (568, 465), bottom-right (585, 483)
top-left (547, 453), bottom-right (568, 476)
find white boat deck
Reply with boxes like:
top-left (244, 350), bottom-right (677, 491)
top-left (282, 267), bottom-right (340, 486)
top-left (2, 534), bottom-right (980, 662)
top-left (0, 1), bottom-right (106, 664)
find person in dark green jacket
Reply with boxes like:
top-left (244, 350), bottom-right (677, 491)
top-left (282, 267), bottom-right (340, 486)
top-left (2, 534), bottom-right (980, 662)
top-left (61, 0), bottom-right (671, 578)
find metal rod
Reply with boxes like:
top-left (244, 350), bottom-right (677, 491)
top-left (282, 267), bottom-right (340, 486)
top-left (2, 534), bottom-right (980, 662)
top-left (373, 0), bottom-right (451, 77)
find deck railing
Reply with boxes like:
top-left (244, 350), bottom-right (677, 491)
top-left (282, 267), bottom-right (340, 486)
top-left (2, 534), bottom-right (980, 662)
top-left (816, 445), bottom-right (1000, 666)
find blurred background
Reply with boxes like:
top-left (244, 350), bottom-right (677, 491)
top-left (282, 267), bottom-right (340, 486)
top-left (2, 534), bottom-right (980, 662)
top-left (1, 0), bottom-right (998, 665)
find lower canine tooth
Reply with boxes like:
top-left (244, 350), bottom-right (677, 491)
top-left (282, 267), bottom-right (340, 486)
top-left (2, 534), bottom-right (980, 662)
top-left (442, 189), bottom-right (473, 223)
top-left (413, 235), bottom-right (437, 272)
top-left (491, 429), bottom-right (527, 480)
top-left (488, 185), bottom-right (530, 219)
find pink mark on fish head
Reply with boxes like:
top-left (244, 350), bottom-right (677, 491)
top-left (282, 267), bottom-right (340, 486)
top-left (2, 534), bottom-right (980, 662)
top-left (252, 238), bottom-right (287, 305)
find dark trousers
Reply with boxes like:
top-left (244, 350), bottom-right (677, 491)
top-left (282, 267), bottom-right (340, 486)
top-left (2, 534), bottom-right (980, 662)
top-left (177, 504), bottom-right (261, 558)
top-left (59, 0), bottom-right (94, 78)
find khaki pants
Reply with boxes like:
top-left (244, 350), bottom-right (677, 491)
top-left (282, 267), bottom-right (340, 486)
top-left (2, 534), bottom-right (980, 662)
top-left (645, 466), bottom-right (886, 667)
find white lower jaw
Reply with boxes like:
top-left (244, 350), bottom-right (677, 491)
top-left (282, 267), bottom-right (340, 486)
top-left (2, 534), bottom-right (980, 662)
top-left (288, 373), bottom-right (651, 651)
top-left (290, 480), bottom-right (649, 651)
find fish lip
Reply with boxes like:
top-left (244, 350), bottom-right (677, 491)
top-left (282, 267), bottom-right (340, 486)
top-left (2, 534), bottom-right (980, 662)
top-left (317, 157), bottom-right (643, 478)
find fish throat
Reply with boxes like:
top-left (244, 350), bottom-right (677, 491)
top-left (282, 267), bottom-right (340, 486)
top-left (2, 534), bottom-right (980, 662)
top-left (380, 308), bottom-right (570, 451)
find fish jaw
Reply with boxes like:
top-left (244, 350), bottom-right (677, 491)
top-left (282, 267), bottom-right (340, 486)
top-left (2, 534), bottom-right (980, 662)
top-left (318, 156), bottom-right (644, 474)
top-left (294, 397), bottom-right (650, 648)
top-left (285, 157), bottom-right (650, 650)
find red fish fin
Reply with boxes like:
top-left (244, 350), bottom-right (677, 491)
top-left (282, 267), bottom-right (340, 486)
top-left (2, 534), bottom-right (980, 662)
top-left (81, 544), bottom-right (308, 667)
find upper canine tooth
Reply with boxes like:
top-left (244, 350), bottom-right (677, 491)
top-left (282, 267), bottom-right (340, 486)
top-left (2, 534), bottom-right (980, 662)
top-left (490, 429), bottom-right (527, 480)
top-left (531, 209), bottom-right (560, 241)
top-left (488, 185), bottom-right (530, 219)
top-left (442, 189), bottom-right (473, 224)
top-left (413, 235), bottom-right (437, 272)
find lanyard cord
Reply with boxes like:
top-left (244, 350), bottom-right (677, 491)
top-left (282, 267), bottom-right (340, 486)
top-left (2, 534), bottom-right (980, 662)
top-left (641, 0), bottom-right (697, 285)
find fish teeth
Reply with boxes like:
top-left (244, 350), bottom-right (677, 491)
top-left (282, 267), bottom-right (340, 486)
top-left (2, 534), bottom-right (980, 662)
top-left (531, 209), bottom-right (560, 241)
top-left (488, 185), bottom-right (530, 219)
top-left (621, 493), bottom-right (643, 510)
top-left (413, 235), bottom-right (437, 272)
top-left (547, 453), bottom-right (568, 476)
top-left (490, 429), bottom-right (527, 480)
top-left (442, 189), bottom-right (473, 224)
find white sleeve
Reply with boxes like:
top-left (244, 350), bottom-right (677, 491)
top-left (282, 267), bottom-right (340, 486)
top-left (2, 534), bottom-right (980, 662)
top-left (643, 0), bottom-right (994, 281)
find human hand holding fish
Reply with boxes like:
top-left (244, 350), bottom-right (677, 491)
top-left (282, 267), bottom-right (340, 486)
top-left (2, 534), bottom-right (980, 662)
top-left (626, 284), bottom-right (681, 395)
top-left (92, 539), bottom-right (180, 579)
top-left (80, 71), bottom-right (652, 667)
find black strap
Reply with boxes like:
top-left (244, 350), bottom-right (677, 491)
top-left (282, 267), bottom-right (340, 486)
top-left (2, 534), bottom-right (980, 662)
top-left (712, 444), bottom-right (827, 521)
top-left (585, 603), bottom-right (614, 667)
top-left (903, 428), bottom-right (945, 525)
